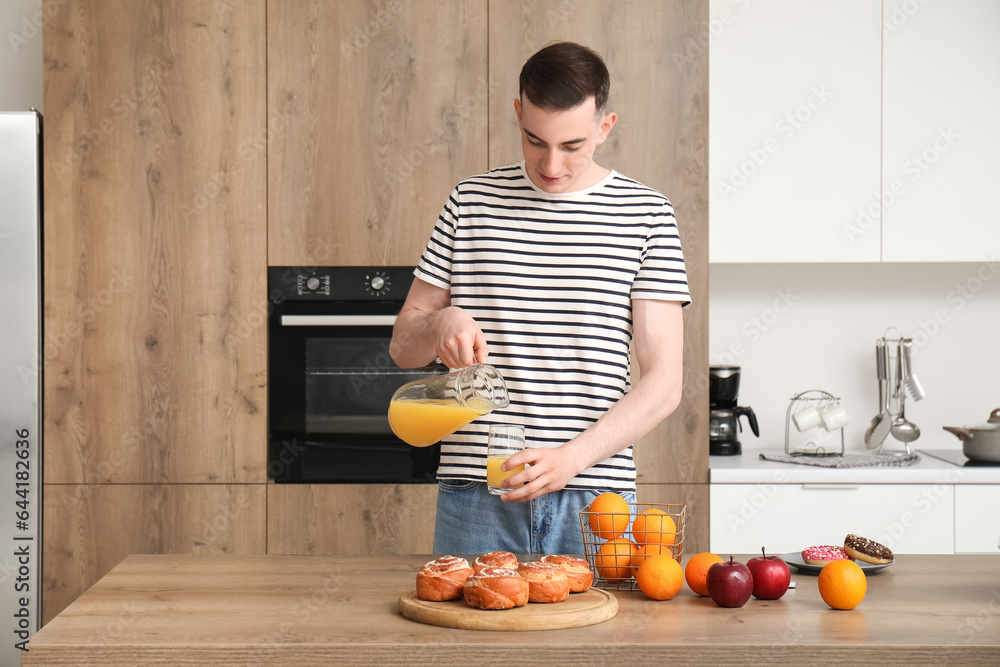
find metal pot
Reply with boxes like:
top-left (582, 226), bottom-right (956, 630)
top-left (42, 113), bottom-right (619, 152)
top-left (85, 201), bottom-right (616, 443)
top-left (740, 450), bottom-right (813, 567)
top-left (943, 408), bottom-right (1000, 463)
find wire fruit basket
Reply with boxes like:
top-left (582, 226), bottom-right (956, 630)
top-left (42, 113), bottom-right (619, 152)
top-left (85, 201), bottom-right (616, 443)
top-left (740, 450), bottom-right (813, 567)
top-left (578, 502), bottom-right (686, 591)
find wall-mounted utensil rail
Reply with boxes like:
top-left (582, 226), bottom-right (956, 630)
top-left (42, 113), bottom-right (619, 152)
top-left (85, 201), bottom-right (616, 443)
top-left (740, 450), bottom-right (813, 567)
top-left (870, 328), bottom-right (925, 454)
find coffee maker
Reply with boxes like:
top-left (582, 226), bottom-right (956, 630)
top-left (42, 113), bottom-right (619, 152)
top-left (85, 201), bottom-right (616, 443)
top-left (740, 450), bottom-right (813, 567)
top-left (709, 366), bottom-right (759, 456)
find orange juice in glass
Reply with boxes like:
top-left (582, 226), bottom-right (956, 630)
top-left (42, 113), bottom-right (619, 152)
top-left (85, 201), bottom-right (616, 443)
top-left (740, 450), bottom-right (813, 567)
top-left (388, 364), bottom-right (509, 447)
top-left (487, 424), bottom-right (525, 495)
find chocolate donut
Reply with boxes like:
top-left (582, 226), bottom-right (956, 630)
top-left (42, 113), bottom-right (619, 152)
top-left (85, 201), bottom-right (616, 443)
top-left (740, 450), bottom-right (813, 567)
top-left (844, 534), bottom-right (894, 564)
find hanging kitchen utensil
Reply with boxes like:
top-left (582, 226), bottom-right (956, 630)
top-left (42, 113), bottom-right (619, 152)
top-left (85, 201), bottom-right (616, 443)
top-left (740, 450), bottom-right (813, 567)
top-left (863, 340), bottom-right (884, 447)
top-left (901, 338), bottom-right (925, 401)
top-left (866, 340), bottom-right (892, 450)
top-left (890, 346), bottom-right (920, 452)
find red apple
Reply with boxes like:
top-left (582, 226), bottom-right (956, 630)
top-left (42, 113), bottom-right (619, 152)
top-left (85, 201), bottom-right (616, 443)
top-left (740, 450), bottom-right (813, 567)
top-left (746, 547), bottom-right (791, 600)
top-left (706, 555), bottom-right (754, 608)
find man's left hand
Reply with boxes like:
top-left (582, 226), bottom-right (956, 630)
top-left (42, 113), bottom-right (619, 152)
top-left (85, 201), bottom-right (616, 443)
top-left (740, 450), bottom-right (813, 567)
top-left (497, 446), bottom-right (585, 502)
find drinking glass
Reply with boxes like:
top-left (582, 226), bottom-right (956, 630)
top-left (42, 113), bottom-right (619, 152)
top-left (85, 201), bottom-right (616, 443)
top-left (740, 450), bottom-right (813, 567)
top-left (486, 424), bottom-right (525, 495)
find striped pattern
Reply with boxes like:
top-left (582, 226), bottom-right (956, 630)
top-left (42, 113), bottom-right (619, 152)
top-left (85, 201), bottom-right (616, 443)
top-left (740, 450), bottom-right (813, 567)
top-left (416, 162), bottom-right (690, 491)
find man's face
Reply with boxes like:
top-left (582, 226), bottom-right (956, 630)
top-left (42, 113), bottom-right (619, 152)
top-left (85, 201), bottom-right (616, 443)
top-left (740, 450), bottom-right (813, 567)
top-left (514, 96), bottom-right (616, 194)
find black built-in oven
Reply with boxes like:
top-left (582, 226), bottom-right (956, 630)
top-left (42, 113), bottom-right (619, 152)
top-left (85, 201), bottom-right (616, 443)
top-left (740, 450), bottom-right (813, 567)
top-left (267, 267), bottom-right (445, 483)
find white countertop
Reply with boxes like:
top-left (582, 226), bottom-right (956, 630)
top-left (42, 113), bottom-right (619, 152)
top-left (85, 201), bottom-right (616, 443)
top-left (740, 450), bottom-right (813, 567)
top-left (710, 445), bottom-right (1000, 484)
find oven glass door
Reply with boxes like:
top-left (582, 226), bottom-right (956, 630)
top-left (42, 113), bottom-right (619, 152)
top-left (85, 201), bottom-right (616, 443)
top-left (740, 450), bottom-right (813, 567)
top-left (269, 303), bottom-right (445, 483)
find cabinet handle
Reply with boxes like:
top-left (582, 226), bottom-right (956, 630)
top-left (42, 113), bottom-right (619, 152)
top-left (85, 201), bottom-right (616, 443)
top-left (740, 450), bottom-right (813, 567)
top-left (281, 315), bottom-right (397, 326)
top-left (801, 484), bottom-right (861, 490)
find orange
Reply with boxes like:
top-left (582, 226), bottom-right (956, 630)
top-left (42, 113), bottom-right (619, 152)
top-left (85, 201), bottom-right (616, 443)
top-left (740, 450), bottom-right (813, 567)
top-left (818, 559), bottom-right (867, 610)
top-left (595, 537), bottom-right (639, 582)
top-left (588, 492), bottom-right (630, 541)
top-left (632, 542), bottom-right (675, 567)
top-left (636, 554), bottom-right (684, 601)
top-left (684, 552), bottom-right (725, 597)
top-left (631, 508), bottom-right (677, 546)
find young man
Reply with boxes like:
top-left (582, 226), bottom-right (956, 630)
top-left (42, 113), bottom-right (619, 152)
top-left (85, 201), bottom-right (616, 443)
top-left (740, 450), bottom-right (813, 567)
top-left (390, 42), bottom-right (690, 555)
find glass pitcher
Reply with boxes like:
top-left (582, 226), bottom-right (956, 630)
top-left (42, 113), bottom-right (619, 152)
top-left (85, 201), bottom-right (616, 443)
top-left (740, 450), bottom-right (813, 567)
top-left (387, 364), bottom-right (510, 447)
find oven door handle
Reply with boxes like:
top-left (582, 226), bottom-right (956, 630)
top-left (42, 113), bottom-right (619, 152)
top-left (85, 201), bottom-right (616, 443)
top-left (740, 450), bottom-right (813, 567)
top-left (280, 314), bottom-right (398, 326)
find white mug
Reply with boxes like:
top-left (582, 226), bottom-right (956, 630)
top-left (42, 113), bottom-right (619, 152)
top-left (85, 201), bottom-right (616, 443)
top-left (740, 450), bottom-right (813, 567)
top-left (819, 402), bottom-right (849, 431)
top-left (792, 406), bottom-right (821, 431)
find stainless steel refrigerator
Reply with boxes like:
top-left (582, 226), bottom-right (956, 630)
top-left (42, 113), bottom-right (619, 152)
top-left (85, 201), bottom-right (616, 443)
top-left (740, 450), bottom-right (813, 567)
top-left (0, 110), bottom-right (43, 658)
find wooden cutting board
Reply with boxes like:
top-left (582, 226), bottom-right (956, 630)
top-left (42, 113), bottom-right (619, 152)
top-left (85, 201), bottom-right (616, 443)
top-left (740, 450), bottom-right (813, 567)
top-left (398, 588), bottom-right (618, 631)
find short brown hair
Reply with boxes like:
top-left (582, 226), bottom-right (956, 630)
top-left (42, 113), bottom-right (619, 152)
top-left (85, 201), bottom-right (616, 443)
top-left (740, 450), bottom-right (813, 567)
top-left (519, 42), bottom-right (610, 114)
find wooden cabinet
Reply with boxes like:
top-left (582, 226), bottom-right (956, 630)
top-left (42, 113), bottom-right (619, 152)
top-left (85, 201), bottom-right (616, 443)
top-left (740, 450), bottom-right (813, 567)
top-left (43, 0), bottom-right (269, 622)
top-left (488, 1), bottom-right (710, 549)
top-left (43, 484), bottom-right (266, 625)
top-left (267, 483), bottom-right (710, 558)
top-left (266, 0), bottom-right (489, 267)
top-left (709, 0), bottom-right (882, 263)
top-left (269, 0), bottom-right (711, 560)
top-left (709, 483), bottom-right (955, 554)
top-left (42, 0), bottom-right (709, 624)
top-left (43, 0), bottom-right (268, 485)
top-left (490, 0), bottom-right (710, 484)
top-left (638, 484), bottom-right (710, 556)
top-left (881, 0), bottom-right (1000, 262)
top-left (267, 485), bottom-right (437, 555)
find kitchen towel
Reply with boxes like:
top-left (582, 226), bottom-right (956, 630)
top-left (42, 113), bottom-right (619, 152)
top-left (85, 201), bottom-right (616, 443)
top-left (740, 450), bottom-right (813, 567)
top-left (758, 452), bottom-right (921, 468)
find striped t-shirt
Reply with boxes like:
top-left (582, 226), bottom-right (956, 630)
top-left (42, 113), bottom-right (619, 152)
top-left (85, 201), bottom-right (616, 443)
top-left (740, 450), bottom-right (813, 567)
top-left (415, 161), bottom-right (690, 492)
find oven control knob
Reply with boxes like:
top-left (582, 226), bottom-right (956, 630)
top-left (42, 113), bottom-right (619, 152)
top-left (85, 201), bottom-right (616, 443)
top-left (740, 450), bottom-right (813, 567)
top-left (369, 276), bottom-right (386, 292)
top-left (305, 276), bottom-right (321, 292)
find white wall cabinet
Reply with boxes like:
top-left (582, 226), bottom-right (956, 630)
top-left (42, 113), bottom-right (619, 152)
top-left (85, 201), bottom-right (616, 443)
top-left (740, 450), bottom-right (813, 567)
top-left (954, 486), bottom-right (1000, 554)
top-left (881, 0), bottom-right (1000, 262)
top-left (710, 483), bottom-right (955, 555)
top-left (710, 0), bottom-right (1000, 263)
top-left (709, 0), bottom-right (882, 263)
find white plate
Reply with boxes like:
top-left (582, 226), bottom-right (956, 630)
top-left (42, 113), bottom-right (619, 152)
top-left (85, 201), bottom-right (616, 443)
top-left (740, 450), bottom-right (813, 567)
top-left (780, 551), bottom-right (893, 575)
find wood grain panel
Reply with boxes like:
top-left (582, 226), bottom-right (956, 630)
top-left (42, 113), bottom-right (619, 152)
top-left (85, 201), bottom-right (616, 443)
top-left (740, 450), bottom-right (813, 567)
top-left (488, 1), bottom-right (710, 485)
top-left (25, 554), bottom-right (1000, 666)
top-left (269, 484), bottom-right (705, 558)
top-left (42, 0), bottom-right (267, 483)
top-left (42, 484), bottom-right (267, 624)
top-left (636, 483), bottom-right (709, 556)
top-left (267, 484), bottom-right (437, 555)
top-left (267, 0), bottom-right (489, 267)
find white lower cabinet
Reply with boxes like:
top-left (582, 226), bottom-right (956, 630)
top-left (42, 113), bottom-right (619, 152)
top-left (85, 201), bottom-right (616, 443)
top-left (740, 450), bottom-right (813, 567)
top-left (954, 486), bottom-right (1000, 554)
top-left (710, 483), bottom-right (954, 555)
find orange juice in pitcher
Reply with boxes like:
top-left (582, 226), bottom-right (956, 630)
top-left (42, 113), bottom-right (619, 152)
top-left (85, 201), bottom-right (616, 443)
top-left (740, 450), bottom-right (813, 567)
top-left (388, 397), bottom-right (494, 447)
top-left (388, 364), bottom-right (509, 447)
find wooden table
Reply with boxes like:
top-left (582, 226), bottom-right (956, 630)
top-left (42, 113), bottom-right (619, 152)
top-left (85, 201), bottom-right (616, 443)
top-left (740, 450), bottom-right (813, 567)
top-left (24, 554), bottom-right (1000, 665)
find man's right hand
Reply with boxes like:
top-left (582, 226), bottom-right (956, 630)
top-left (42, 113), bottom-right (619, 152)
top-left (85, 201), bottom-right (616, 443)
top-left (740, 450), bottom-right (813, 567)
top-left (389, 277), bottom-right (488, 369)
top-left (432, 306), bottom-right (489, 369)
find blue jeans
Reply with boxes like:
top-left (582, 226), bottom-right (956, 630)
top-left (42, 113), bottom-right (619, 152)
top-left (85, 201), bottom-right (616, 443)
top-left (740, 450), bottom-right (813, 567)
top-left (433, 481), bottom-right (636, 556)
